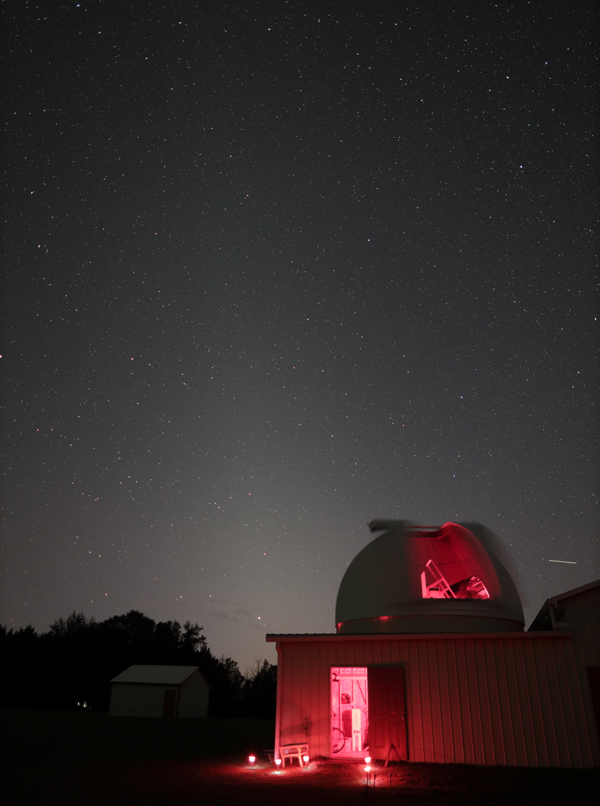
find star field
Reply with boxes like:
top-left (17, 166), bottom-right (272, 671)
top-left (1, 1), bottom-right (597, 665)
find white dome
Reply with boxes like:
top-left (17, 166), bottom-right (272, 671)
top-left (335, 521), bottom-right (524, 634)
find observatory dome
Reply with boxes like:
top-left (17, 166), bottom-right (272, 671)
top-left (335, 521), bottom-right (524, 634)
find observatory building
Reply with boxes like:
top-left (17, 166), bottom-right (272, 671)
top-left (267, 521), bottom-right (600, 768)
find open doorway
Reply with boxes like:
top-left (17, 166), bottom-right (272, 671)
top-left (330, 667), bottom-right (368, 757)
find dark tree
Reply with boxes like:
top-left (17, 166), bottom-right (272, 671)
top-left (1, 611), bottom-right (275, 717)
top-left (242, 660), bottom-right (278, 718)
top-left (197, 645), bottom-right (245, 717)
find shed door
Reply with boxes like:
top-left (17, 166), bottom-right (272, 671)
top-left (368, 667), bottom-right (407, 760)
top-left (163, 689), bottom-right (177, 718)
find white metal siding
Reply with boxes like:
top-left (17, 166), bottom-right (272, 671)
top-left (177, 670), bottom-right (209, 717)
top-left (109, 672), bottom-right (208, 718)
top-left (109, 683), bottom-right (176, 717)
top-left (564, 586), bottom-right (600, 667)
top-left (274, 633), bottom-right (600, 768)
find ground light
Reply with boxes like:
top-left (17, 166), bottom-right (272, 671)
top-left (302, 755), bottom-right (310, 765)
top-left (248, 755), bottom-right (256, 769)
top-left (274, 758), bottom-right (282, 774)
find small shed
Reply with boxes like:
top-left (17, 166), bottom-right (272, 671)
top-left (109, 665), bottom-right (209, 718)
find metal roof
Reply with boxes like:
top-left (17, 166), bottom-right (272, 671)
top-left (110, 665), bottom-right (200, 685)
top-left (529, 578), bottom-right (600, 632)
top-left (266, 631), bottom-right (570, 643)
top-left (545, 578), bottom-right (600, 604)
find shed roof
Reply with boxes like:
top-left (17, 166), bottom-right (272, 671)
top-left (110, 665), bottom-right (200, 685)
top-left (529, 579), bottom-right (600, 632)
top-left (544, 578), bottom-right (600, 605)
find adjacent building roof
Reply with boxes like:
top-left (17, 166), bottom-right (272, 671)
top-left (529, 579), bottom-right (600, 632)
top-left (110, 665), bottom-right (201, 685)
top-left (543, 578), bottom-right (600, 605)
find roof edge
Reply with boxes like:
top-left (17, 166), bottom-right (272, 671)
top-left (547, 578), bottom-right (600, 604)
top-left (266, 631), bottom-right (572, 643)
top-left (529, 579), bottom-right (600, 632)
top-left (109, 664), bottom-right (203, 684)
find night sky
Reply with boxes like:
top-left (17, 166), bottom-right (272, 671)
top-left (2, 1), bottom-right (598, 668)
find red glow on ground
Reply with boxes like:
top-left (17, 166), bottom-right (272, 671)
top-left (7, 750), bottom-right (593, 805)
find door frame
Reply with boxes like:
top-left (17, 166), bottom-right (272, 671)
top-left (329, 665), bottom-right (369, 758)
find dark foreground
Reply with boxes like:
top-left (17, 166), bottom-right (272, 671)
top-left (2, 709), bottom-right (598, 805)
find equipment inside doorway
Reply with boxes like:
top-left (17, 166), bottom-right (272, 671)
top-left (330, 667), bottom-right (368, 757)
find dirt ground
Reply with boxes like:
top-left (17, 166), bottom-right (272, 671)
top-left (5, 754), bottom-right (600, 806)
top-left (2, 709), bottom-right (598, 805)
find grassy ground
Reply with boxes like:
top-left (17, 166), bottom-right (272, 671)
top-left (2, 709), bottom-right (598, 805)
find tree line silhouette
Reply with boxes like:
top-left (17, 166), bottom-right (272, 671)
top-left (0, 611), bottom-right (276, 718)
